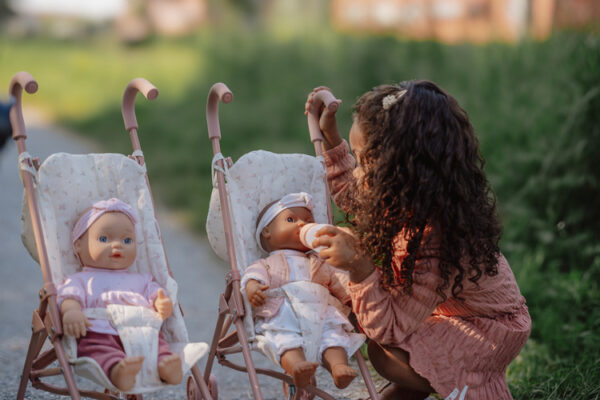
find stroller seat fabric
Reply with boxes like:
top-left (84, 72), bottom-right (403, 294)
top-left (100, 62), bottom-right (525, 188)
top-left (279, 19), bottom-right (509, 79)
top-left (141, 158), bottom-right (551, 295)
top-left (205, 150), bottom-right (364, 365)
top-left (21, 152), bottom-right (208, 393)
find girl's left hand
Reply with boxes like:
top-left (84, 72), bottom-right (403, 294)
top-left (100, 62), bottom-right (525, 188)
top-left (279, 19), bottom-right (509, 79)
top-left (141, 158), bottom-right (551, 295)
top-left (312, 226), bottom-right (376, 283)
top-left (154, 289), bottom-right (173, 320)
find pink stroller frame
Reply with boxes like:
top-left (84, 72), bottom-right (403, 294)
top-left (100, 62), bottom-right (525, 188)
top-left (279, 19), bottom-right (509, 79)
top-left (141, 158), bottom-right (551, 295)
top-left (9, 72), bottom-right (215, 400)
top-left (202, 82), bottom-right (380, 400)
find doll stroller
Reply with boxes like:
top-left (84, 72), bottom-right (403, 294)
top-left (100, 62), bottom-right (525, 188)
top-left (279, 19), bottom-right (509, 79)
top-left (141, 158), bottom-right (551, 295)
top-left (203, 83), bottom-right (380, 400)
top-left (10, 71), bottom-right (215, 400)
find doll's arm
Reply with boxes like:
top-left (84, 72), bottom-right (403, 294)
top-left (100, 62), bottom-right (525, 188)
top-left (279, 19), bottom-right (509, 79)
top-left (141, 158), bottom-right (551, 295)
top-left (154, 289), bottom-right (173, 320)
top-left (245, 279), bottom-right (269, 309)
top-left (61, 299), bottom-right (91, 338)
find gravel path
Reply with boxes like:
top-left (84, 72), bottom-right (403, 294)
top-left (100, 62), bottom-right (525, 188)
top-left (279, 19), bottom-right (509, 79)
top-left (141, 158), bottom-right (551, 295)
top-left (0, 124), bottom-right (383, 399)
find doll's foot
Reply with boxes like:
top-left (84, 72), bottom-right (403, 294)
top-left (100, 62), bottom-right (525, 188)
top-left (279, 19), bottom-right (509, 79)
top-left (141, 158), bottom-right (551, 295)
top-left (158, 354), bottom-right (183, 384)
top-left (110, 356), bottom-right (144, 392)
top-left (331, 364), bottom-right (358, 389)
top-left (291, 361), bottom-right (318, 388)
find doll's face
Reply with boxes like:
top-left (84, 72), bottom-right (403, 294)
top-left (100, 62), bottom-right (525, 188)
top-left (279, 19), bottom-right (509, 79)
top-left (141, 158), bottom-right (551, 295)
top-left (261, 206), bottom-right (314, 253)
top-left (74, 212), bottom-right (136, 270)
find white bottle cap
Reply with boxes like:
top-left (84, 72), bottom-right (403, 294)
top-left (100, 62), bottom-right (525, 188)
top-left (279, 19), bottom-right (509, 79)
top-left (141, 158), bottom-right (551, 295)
top-left (300, 223), bottom-right (333, 253)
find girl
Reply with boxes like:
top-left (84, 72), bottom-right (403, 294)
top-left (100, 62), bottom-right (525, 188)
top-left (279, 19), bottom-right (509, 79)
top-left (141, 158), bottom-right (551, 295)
top-left (305, 81), bottom-right (531, 399)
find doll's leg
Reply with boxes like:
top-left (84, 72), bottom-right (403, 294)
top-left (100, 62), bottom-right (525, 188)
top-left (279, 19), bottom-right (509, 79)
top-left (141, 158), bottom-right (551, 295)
top-left (280, 348), bottom-right (318, 388)
top-left (319, 323), bottom-right (357, 388)
top-left (367, 340), bottom-right (433, 397)
top-left (321, 346), bottom-right (358, 389)
top-left (77, 332), bottom-right (144, 392)
top-left (156, 332), bottom-right (183, 384)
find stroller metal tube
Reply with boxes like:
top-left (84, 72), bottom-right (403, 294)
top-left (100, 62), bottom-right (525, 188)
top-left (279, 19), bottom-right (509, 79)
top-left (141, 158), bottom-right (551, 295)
top-left (207, 83), bottom-right (233, 142)
top-left (205, 83), bottom-right (265, 399)
top-left (9, 71), bottom-right (38, 143)
top-left (122, 77), bottom-right (159, 134)
top-left (306, 89), bottom-right (339, 146)
top-left (10, 72), bottom-right (81, 400)
top-left (306, 88), bottom-right (339, 223)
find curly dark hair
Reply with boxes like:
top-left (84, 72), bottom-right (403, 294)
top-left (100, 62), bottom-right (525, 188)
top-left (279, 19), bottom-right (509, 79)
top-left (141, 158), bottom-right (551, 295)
top-left (347, 80), bottom-right (501, 299)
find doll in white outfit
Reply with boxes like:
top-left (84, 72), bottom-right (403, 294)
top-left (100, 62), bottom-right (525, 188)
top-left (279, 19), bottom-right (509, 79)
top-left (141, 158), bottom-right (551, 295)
top-left (242, 192), bottom-right (364, 390)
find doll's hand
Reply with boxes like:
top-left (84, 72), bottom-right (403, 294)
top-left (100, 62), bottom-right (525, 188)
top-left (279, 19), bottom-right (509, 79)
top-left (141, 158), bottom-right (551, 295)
top-left (304, 86), bottom-right (343, 150)
top-left (312, 225), bottom-right (375, 283)
top-left (154, 289), bottom-right (173, 320)
top-left (246, 279), bottom-right (269, 309)
top-left (61, 299), bottom-right (91, 339)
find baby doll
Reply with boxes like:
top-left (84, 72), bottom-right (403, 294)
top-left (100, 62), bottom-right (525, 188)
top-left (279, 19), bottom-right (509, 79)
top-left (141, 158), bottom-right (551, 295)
top-left (57, 198), bottom-right (182, 392)
top-left (242, 192), bottom-right (364, 390)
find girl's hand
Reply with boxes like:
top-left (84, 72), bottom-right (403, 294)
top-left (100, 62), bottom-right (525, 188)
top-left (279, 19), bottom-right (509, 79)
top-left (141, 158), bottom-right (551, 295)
top-left (246, 279), bottom-right (269, 309)
top-left (154, 289), bottom-right (174, 320)
top-left (61, 299), bottom-right (91, 338)
top-left (312, 225), bottom-right (376, 283)
top-left (305, 86), bottom-right (343, 150)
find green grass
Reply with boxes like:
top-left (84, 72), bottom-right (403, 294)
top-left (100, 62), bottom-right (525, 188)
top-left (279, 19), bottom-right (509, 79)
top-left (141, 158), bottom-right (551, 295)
top-left (2, 28), bottom-right (599, 398)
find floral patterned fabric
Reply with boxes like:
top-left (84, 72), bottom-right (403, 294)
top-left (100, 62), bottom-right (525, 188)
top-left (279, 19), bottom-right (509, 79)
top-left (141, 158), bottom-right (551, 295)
top-left (206, 150), bottom-right (329, 268)
top-left (20, 152), bottom-right (207, 392)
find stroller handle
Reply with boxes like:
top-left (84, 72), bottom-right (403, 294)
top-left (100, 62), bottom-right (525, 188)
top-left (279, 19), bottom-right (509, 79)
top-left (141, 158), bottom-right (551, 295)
top-left (306, 89), bottom-right (339, 144)
top-left (122, 78), bottom-right (159, 132)
top-left (206, 82), bottom-right (233, 141)
top-left (9, 71), bottom-right (38, 141)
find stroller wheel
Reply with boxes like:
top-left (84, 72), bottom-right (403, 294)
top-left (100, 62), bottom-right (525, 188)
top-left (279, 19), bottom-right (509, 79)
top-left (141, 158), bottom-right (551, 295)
top-left (187, 374), bottom-right (218, 400)
top-left (282, 376), bottom-right (316, 400)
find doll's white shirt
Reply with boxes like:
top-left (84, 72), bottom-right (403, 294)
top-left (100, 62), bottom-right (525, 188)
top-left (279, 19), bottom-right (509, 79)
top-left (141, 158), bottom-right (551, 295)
top-left (57, 266), bottom-right (163, 335)
top-left (277, 249), bottom-right (311, 281)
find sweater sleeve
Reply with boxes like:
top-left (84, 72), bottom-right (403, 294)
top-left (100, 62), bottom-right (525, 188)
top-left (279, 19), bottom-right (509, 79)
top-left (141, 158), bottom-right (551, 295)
top-left (241, 261), bottom-right (270, 295)
top-left (57, 274), bottom-right (85, 308)
top-left (144, 273), bottom-right (164, 304)
top-left (326, 266), bottom-right (352, 305)
top-left (323, 140), bottom-right (356, 214)
top-left (349, 258), bottom-right (446, 347)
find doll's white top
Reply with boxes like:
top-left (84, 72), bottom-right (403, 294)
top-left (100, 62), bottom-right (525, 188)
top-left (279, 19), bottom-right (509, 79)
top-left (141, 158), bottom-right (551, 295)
top-left (57, 266), bottom-right (163, 335)
top-left (277, 249), bottom-right (311, 281)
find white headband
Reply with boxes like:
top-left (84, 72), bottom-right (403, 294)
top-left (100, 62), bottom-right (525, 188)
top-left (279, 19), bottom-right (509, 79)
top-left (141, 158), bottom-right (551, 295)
top-left (255, 192), bottom-right (314, 253)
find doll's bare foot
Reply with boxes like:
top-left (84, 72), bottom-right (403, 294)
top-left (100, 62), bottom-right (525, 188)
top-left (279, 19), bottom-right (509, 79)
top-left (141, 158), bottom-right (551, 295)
top-left (331, 364), bottom-right (358, 389)
top-left (158, 354), bottom-right (183, 384)
top-left (291, 361), bottom-right (318, 388)
top-left (109, 356), bottom-right (144, 392)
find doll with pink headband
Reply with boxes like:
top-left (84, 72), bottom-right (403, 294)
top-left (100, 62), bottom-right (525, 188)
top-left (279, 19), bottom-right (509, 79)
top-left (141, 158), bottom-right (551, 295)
top-left (57, 198), bottom-right (182, 391)
top-left (242, 192), bottom-right (364, 391)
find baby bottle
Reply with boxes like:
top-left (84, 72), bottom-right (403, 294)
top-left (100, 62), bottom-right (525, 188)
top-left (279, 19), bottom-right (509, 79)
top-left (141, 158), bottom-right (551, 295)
top-left (300, 223), bottom-right (334, 253)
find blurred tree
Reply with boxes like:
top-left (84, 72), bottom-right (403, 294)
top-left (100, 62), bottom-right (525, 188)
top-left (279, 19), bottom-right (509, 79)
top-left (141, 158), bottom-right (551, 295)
top-left (0, 0), bottom-right (13, 23)
top-left (211, 0), bottom-right (328, 31)
top-left (223, 0), bottom-right (274, 28)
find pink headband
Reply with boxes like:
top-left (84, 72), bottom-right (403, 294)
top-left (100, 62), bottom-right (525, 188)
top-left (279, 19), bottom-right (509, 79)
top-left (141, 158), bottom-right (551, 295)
top-left (72, 198), bottom-right (137, 244)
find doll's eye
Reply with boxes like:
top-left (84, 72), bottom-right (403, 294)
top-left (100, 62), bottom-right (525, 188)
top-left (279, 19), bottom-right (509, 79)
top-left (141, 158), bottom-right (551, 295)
top-left (99, 236), bottom-right (108, 243)
top-left (123, 237), bottom-right (132, 245)
top-left (286, 217), bottom-right (294, 223)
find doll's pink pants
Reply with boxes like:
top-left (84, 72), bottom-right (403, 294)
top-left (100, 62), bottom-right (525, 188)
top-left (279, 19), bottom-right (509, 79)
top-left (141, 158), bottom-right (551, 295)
top-left (77, 331), bottom-right (172, 378)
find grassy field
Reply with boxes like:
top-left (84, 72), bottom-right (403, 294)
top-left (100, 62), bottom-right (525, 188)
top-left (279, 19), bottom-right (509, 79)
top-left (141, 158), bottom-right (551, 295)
top-left (2, 29), bottom-right (598, 398)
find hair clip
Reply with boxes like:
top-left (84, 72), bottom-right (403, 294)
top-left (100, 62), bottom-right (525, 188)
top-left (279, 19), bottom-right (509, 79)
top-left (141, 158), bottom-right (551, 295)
top-left (382, 90), bottom-right (407, 110)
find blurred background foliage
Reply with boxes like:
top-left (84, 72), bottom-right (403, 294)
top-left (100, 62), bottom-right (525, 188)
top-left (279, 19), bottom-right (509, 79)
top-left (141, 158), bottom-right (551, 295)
top-left (1, 0), bottom-right (599, 398)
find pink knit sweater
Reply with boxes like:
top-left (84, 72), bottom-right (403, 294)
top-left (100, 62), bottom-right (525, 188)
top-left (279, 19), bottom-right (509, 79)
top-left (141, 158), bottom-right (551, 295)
top-left (243, 252), bottom-right (350, 319)
top-left (324, 141), bottom-right (531, 400)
